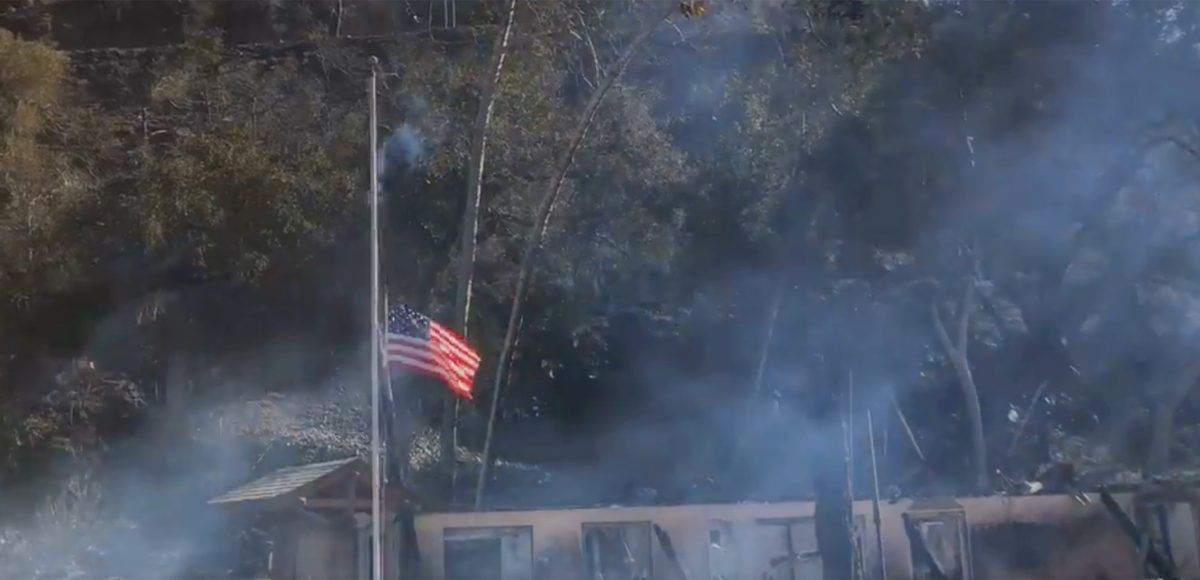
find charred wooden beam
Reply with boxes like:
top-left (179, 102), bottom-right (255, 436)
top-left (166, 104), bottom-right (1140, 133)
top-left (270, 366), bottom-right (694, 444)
top-left (1098, 488), bottom-right (1178, 580)
top-left (652, 523), bottom-right (690, 580)
top-left (901, 513), bottom-right (948, 580)
top-left (298, 497), bottom-right (404, 510)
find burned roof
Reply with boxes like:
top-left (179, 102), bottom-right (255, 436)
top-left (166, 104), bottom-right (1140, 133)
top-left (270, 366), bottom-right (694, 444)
top-left (906, 497), bottom-right (965, 511)
top-left (209, 456), bottom-right (362, 506)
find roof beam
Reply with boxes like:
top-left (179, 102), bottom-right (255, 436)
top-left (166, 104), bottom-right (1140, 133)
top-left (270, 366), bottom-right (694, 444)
top-left (300, 497), bottom-right (405, 510)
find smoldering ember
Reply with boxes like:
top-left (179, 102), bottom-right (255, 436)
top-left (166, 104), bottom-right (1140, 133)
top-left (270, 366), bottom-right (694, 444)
top-left (10, 1), bottom-right (1200, 579)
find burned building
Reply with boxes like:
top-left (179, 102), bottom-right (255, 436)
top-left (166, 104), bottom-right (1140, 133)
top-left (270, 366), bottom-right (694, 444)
top-left (212, 459), bottom-right (1200, 579)
top-left (207, 457), bottom-right (422, 580)
top-left (414, 493), bottom-right (1193, 580)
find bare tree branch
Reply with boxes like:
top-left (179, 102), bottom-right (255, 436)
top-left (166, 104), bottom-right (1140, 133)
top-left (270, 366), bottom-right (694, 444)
top-left (475, 0), bottom-right (677, 509)
top-left (576, 7), bottom-right (602, 85)
top-left (1006, 381), bottom-right (1048, 458)
top-left (892, 392), bottom-right (927, 463)
top-left (957, 279), bottom-right (974, 355)
top-left (931, 299), bottom-right (953, 356)
top-left (932, 279), bottom-right (987, 491)
top-left (449, 0), bottom-right (520, 478)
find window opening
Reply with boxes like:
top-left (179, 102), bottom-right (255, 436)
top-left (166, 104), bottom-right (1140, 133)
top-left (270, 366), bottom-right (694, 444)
top-left (444, 526), bottom-right (533, 580)
top-left (582, 521), bottom-right (653, 580)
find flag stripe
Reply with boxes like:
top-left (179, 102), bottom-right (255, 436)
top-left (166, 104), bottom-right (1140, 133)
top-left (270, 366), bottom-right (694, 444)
top-left (384, 304), bottom-right (480, 399)
top-left (388, 354), bottom-right (473, 385)
top-left (391, 358), bottom-right (469, 383)
top-left (386, 333), bottom-right (427, 347)
top-left (387, 331), bottom-right (478, 367)
top-left (391, 339), bottom-right (474, 372)
top-left (388, 356), bottom-right (442, 377)
top-left (430, 323), bottom-right (481, 363)
top-left (429, 334), bottom-right (478, 367)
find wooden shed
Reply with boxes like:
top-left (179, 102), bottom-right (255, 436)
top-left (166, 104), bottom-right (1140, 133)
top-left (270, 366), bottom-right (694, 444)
top-left (209, 457), bottom-right (421, 580)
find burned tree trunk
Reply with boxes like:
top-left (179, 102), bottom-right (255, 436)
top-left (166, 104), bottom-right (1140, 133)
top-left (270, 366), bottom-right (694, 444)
top-left (476, 0), bottom-right (679, 507)
top-left (815, 470), bottom-right (856, 580)
top-left (1149, 399), bottom-right (1177, 475)
top-left (445, 0), bottom-right (520, 506)
top-left (932, 279), bottom-right (988, 491)
top-left (1147, 368), bottom-right (1199, 475)
top-left (812, 357), bottom-right (858, 580)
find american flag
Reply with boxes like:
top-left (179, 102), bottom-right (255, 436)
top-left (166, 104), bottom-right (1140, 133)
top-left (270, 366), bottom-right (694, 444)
top-left (385, 304), bottom-right (480, 399)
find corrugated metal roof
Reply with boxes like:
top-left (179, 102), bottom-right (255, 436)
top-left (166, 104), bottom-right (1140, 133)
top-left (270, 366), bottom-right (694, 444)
top-left (209, 457), bottom-right (362, 505)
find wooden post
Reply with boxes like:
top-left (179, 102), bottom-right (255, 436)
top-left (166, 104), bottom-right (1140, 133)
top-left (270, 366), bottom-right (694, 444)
top-left (868, 410), bottom-right (887, 580)
top-left (814, 356), bottom-right (857, 580)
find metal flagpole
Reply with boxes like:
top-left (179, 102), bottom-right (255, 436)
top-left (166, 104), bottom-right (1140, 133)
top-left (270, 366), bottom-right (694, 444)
top-left (381, 292), bottom-right (393, 483)
top-left (380, 292), bottom-right (391, 574)
top-left (368, 56), bottom-right (384, 580)
top-left (383, 299), bottom-right (401, 479)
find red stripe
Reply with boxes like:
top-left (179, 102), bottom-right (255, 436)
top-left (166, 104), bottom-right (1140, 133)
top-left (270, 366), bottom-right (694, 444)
top-left (430, 321), bottom-right (480, 362)
top-left (388, 330), bottom-right (478, 367)
top-left (388, 358), bottom-right (472, 396)
top-left (431, 332), bottom-right (471, 361)
top-left (401, 339), bottom-right (475, 372)
top-left (385, 329), bottom-right (478, 399)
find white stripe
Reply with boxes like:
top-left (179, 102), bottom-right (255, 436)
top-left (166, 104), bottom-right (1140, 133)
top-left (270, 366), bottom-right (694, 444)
top-left (388, 324), bottom-right (478, 365)
top-left (386, 344), bottom-right (476, 379)
top-left (386, 353), bottom-right (437, 371)
top-left (411, 339), bottom-right (478, 373)
top-left (385, 332), bottom-right (477, 395)
top-left (387, 333), bottom-right (428, 348)
top-left (386, 342), bottom-right (435, 362)
top-left (387, 355), bottom-right (443, 377)
top-left (384, 341), bottom-right (432, 357)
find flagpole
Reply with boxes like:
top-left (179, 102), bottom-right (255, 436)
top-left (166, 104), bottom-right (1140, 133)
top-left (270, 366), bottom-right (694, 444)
top-left (368, 56), bottom-right (384, 580)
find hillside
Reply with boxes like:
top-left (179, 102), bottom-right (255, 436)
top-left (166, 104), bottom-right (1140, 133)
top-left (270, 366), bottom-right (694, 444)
top-left (6, 0), bottom-right (1200, 576)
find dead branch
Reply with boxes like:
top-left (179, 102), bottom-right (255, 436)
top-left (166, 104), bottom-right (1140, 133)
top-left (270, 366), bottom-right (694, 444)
top-left (335, 0), bottom-right (344, 37)
top-left (957, 280), bottom-right (973, 356)
top-left (653, 523), bottom-right (690, 580)
top-left (1098, 488), bottom-right (1178, 580)
top-left (576, 7), bottom-right (602, 86)
top-left (751, 273), bottom-right (787, 398)
top-left (454, 0), bottom-right (519, 509)
top-left (892, 392), bottom-right (926, 464)
top-left (1006, 381), bottom-right (1047, 458)
top-left (931, 296), bottom-right (953, 356)
top-left (474, 0), bottom-right (678, 509)
top-left (932, 278), bottom-right (988, 491)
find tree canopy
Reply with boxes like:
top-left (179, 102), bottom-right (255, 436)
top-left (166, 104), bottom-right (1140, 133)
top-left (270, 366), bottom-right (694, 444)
top-left (6, 0), bottom-right (1200, 575)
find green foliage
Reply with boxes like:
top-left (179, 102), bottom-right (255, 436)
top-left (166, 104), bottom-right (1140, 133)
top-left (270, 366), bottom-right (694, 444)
top-left (4, 0), bottom-right (1200, 529)
top-left (0, 28), bottom-right (64, 116)
top-left (0, 360), bottom-right (144, 485)
top-left (133, 125), bottom-right (354, 281)
top-left (0, 30), bottom-right (101, 304)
